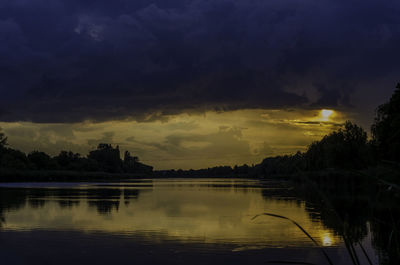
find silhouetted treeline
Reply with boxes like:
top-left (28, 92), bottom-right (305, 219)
top-left (253, 120), bottom-right (374, 176)
top-left (157, 118), bottom-right (388, 178)
top-left (159, 83), bottom-right (400, 179)
top-left (158, 164), bottom-right (252, 178)
top-left (254, 83), bottom-right (400, 178)
top-left (0, 138), bottom-right (153, 177)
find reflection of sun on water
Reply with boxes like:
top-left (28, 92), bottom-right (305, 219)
top-left (321, 232), bottom-right (334, 246)
top-left (320, 109), bottom-right (334, 121)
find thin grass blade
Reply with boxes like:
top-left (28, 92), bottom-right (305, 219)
top-left (358, 242), bottom-right (374, 265)
top-left (267, 261), bottom-right (318, 265)
top-left (253, 213), bottom-right (334, 265)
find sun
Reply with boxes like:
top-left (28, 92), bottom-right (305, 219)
top-left (320, 109), bottom-right (334, 121)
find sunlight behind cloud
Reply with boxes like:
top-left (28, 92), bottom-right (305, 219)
top-left (0, 108), bottom-right (347, 169)
top-left (320, 109), bottom-right (334, 121)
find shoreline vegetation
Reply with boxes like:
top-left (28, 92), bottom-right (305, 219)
top-left (0, 83), bottom-right (399, 183)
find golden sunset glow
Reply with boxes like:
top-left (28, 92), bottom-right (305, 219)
top-left (0, 108), bottom-right (346, 169)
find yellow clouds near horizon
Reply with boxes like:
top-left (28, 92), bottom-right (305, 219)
top-left (0, 108), bottom-right (348, 169)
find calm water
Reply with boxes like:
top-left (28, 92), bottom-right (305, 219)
top-left (0, 179), bottom-right (380, 265)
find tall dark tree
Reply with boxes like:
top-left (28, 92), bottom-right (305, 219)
top-left (371, 83), bottom-right (400, 162)
top-left (27, 151), bottom-right (52, 170)
top-left (0, 129), bottom-right (29, 170)
top-left (0, 129), bottom-right (7, 147)
top-left (0, 129), bottom-right (7, 166)
top-left (88, 144), bottom-right (122, 173)
top-left (305, 121), bottom-right (370, 170)
top-left (123, 151), bottom-right (138, 173)
top-left (0, 149), bottom-right (28, 169)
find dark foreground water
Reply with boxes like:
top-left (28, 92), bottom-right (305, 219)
top-left (0, 179), bottom-right (386, 264)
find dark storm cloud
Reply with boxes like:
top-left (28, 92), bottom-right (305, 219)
top-left (1, 0), bottom-right (400, 122)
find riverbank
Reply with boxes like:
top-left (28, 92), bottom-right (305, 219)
top-left (0, 169), bottom-right (152, 182)
top-left (1, 165), bottom-right (399, 187)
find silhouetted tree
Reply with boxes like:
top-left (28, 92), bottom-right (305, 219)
top-left (0, 129), bottom-right (7, 168)
top-left (257, 152), bottom-right (305, 176)
top-left (0, 148), bottom-right (28, 169)
top-left (123, 151), bottom-right (139, 173)
top-left (56, 151), bottom-right (78, 167)
top-left (55, 151), bottom-right (91, 171)
top-left (0, 129), bottom-right (7, 147)
top-left (371, 83), bottom-right (400, 162)
top-left (88, 144), bottom-right (122, 173)
top-left (305, 121), bottom-right (370, 170)
top-left (234, 164), bottom-right (250, 175)
top-left (28, 151), bottom-right (52, 170)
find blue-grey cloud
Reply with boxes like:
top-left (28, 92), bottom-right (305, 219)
top-left (0, 0), bottom-right (399, 122)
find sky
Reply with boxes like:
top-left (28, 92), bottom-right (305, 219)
top-left (1, 0), bottom-right (400, 169)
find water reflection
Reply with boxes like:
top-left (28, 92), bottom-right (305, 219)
top-left (0, 179), bottom-right (338, 246)
top-left (291, 178), bottom-right (400, 265)
top-left (0, 178), bottom-right (393, 264)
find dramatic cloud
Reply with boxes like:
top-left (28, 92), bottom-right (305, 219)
top-left (0, 109), bottom-right (347, 169)
top-left (1, 0), bottom-right (399, 123)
